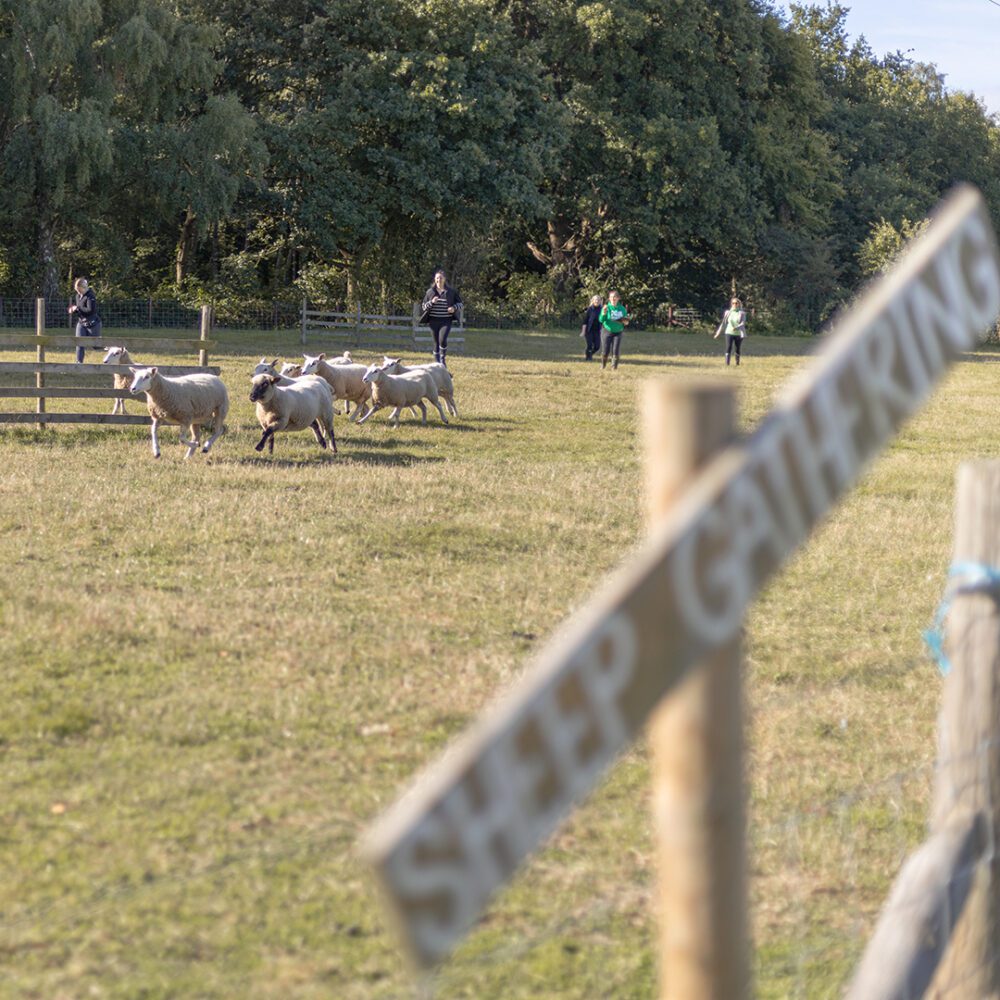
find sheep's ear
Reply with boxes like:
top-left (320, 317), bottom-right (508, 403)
top-left (129, 366), bottom-right (139, 374)
top-left (150, 366), bottom-right (158, 375)
top-left (269, 374), bottom-right (280, 385)
top-left (318, 352), bottom-right (326, 360)
top-left (272, 358), bottom-right (278, 367)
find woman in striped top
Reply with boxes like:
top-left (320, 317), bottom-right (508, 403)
top-left (421, 269), bottom-right (463, 366)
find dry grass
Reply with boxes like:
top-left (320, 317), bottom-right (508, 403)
top-left (0, 324), bottom-right (997, 998)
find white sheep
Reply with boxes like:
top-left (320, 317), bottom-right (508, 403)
top-left (128, 366), bottom-right (229, 459)
top-left (300, 353), bottom-right (372, 422)
top-left (252, 358), bottom-right (342, 412)
top-left (249, 373), bottom-right (336, 455)
top-left (380, 356), bottom-right (458, 416)
top-left (358, 364), bottom-right (449, 427)
top-left (101, 345), bottom-right (133, 415)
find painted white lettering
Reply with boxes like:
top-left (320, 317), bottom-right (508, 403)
top-left (671, 506), bottom-right (745, 645)
top-left (851, 316), bottom-right (919, 442)
top-left (723, 465), bottom-right (792, 583)
top-left (575, 613), bottom-right (637, 753)
top-left (957, 212), bottom-right (1000, 329)
top-left (385, 812), bottom-right (476, 961)
top-left (753, 420), bottom-right (811, 550)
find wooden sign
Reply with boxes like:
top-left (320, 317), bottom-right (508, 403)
top-left (361, 185), bottom-right (1000, 968)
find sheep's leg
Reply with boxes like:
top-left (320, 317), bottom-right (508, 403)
top-left (446, 393), bottom-right (457, 416)
top-left (150, 418), bottom-right (161, 459)
top-left (310, 420), bottom-right (327, 448)
top-left (202, 418), bottom-right (225, 454)
top-left (355, 402), bottom-right (380, 425)
top-left (255, 427), bottom-right (275, 453)
top-left (418, 400), bottom-right (428, 424)
top-left (433, 399), bottom-right (449, 425)
top-left (180, 424), bottom-right (200, 460)
top-left (321, 416), bottom-right (337, 453)
top-left (349, 399), bottom-right (369, 423)
top-left (389, 406), bottom-right (402, 427)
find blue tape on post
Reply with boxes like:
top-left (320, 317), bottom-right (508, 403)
top-left (924, 562), bottom-right (1000, 676)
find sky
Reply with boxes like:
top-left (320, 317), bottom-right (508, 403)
top-left (775, 1), bottom-right (1000, 116)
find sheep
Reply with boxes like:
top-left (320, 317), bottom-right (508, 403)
top-left (358, 364), bottom-right (449, 427)
top-left (249, 373), bottom-right (336, 455)
top-left (101, 345), bottom-right (134, 415)
top-left (380, 356), bottom-right (458, 416)
top-left (252, 358), bottom-right (343, 411)
top-left (300, 353), bottom-right (373, 422)
top-left (128, 366), bottom-right (229, 459)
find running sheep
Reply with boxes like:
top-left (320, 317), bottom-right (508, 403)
top-left (249, 373), bottom-right (337, 454)
top-left (358, 364), bottom-right (449, 427)
top-left (300, 353), bottom-right (372, 422)
top-left (380, 356), bottom-right (458, 416)
top-left (128, 366), bottom-right (229, 459)
top-left (101, 345), bottom-right (134, 415)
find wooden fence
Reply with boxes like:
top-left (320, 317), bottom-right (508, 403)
top-left (362, 186), bottom-right (1000, 997)
top-left (300, 300), bottom-right (465, 353)
top-left (0, 299), bottom-right (219, 429)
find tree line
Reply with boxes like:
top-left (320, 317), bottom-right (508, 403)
top-left (2, 1), bottom-right (998, 331)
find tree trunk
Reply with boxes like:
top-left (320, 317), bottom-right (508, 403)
top-left (175, 207), bottom-right (196, 287)
top-left (37, 211), bottom-right (59, 301)
top-left (547, 217), bottom-right (580, 295)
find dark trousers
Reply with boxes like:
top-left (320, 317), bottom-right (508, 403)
top-left (429, 319), bottom-right (452, 362)
top-left (601, 329), bottom-right (622, 363)
top-left (75, 319), bottom-right (102, 363)
top-left (725, 334), bottom-right (742, 365)
top-left (585, 324), bottom-right (601, 358)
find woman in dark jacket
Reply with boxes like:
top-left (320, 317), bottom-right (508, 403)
top-left (69, 277), bottom-right (102, 363)
top-left (421, 269), bottom-right (462, 367)
top-left (581, 294), bottom-right (603, 360)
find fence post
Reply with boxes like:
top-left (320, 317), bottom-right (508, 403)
top-left (929, 461), bottom-right (1000, 996)
top-left (35, 297), bottom-right (46, 429)
top-left (199, 305), bottom-right (210, 368)
top-left (643, 380), bottom-right (748, 1000)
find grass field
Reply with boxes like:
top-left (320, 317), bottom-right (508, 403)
top-left (1, 323), bottom-right (997, 999)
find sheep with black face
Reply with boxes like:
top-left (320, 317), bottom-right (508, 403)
top-left (249, 373), bottom-right (336, 455)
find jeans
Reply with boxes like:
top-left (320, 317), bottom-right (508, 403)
top-left (75, 319), bottom-right (102, 363)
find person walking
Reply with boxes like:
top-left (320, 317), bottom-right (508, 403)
top-left (713, 296), bottom-right (747, 366)
top-left (69, 277), bottom-right (102, 363)
top-left (420, 269), bottom-right (462, 367)
top-left (581, 294), bottom-right (603, 360)
top-left (598, 290), bottom-right (629, 369)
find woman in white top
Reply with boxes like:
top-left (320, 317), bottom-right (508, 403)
top-left (713, 296), bottom-right (746, 366)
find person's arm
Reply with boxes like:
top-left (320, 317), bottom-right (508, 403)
top-left (77, 292), bottom-right (96, 319)
top-left (421, 287), bottom-right (436, 311)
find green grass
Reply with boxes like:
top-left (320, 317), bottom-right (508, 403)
top-left (0, 324), bottom-right (996, 998)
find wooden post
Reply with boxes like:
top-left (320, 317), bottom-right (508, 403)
top-left (929, 461), bottom-right (1000, 996)
top-left (643, 380), bottom-right (748, 1000)
top-left (199, 305), bottom-right (210, 368)
top-left (35, 297), bottom-right (46, 428)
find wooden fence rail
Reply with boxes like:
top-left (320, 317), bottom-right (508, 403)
top-left (300, 299), bottom-right (465, 353)
top-left (0, 299), bottom-right (218, 429)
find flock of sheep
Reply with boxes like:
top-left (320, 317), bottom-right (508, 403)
top-left (100, 347), bottom-right (458, 459)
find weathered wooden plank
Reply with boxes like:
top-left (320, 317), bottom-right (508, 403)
top-left (362, 185), bottom-right (1000, 968)
top-left (846, 814), bottom-right (985, 1000)
top-left (0, 387), bottom-right (142, 399)
top-left (0, 363), bottom-right (220, 376)
top-left (0, 335), bottom-right (215, 351)
top-left (0, 412), bottom-right (152, 425)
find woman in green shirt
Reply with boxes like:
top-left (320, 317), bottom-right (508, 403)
top-left (599, 290), bottom-right (629, 369)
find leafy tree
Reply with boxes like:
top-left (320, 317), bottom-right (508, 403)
top-left (0, 0), bottom-right (260, 297)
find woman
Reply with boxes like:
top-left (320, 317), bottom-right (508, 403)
top-left (598, 290), bottom-right (629, 370)
top-left (421, 269), bottom-right (462, 367)
top-left (69, 277), bottom-right (102, 363)
top-left (581, 294), bottom-right (603, 360)
top-left (713, 296), bottom-right (747, 366)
